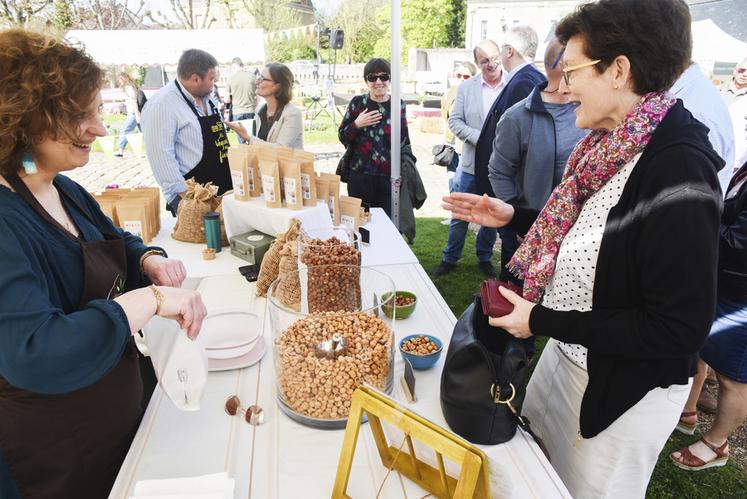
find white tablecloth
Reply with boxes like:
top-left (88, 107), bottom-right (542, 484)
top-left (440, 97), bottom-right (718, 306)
top-left (222, 194), bottom-right (332, 239)
top-left (112, 213), bottom-right (569, 499)
top-left (110, 264), bottom-right (570, 498)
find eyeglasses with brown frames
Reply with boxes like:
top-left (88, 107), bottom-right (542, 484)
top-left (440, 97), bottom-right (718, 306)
top-left (562, 59), bottom-right (602, 86)
top-left (224, 395), bottom-right (264, 426)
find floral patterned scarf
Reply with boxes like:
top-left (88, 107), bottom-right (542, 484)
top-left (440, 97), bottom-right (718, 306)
top-left (508, 91), bottom-right (676, 303)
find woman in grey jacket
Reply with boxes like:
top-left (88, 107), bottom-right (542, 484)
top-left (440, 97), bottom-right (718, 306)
top-left (227, 63), bottom-right (304, 149)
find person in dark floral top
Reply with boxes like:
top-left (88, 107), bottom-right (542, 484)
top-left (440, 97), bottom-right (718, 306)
top-left (338, 58), bottom-right (410, 217)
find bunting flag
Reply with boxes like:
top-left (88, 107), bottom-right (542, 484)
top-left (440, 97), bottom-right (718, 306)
top-left (96, 135), bottom-right (118, 160)
top-left (125, 133), bottom-right (144, 155)
top-left (265, 24), bottom-right (316, 42)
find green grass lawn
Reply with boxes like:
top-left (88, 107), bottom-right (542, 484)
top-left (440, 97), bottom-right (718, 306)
top-left (410, 217), bottom-right (747, 498)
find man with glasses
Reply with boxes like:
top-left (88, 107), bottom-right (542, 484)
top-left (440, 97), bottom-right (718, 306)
top-left (489, 37), bottom-right (588, 288)
top-left (471, 26), bottom-right (545, 282)
top-left (434, 40), bottom-right (504, 277)
top-left (722, 57), bottom-right (747, 107)
top-left (441, 62), bottom-right (477, 193)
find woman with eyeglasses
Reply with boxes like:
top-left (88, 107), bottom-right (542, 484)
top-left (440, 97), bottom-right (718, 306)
top-left (338, 58), bottom-right (411, 217)
top-left (444, 0), bottom-right (722, 496)
top-left (226, 62), bottom-right (303, 149)
top-left (0, 30), bottom-right (206, 499)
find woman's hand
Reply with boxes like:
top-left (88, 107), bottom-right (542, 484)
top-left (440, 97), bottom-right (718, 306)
top-left (226, 121), bottom-right (251, 142)
top-left (156, 287), bottom-right (207, 340)
top-left (354, 109), bottom-right (382, 128)
top-left (488, 286), bottom-right (536, 339)
top-left (442, 193), bottom-right (514, 228)
top-left (143, 255), bottom-right (187, 288)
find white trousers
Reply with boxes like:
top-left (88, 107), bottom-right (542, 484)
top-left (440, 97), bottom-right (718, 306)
top-left (523, 339), bottom-right (692, 499)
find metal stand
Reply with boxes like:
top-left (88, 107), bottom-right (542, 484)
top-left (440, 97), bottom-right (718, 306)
top-left (306, 95), bottom-right (337, 129)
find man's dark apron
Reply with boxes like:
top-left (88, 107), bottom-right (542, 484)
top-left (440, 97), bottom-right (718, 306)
top-left (175, 80), bottom-right (232, 195)
top-left (0, 174), bottom-right (143, 499)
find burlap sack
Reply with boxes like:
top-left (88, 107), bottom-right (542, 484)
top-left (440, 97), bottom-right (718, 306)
top-left (256, 218), bottom-right (302, 297)
top-left (274, 243), bottom-right (301, 310)
top-left (172, 179), bottom-right (219, 243)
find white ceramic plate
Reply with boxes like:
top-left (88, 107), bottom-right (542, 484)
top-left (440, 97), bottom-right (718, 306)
top-left (207, 336), bottom-right (266, 372)
top-left (205, 337), bottom-right (258, 360)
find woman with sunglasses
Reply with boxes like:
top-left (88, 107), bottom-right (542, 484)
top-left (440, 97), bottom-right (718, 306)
top-left (0, 30), bottom-right (207, 499)
top-left (442, 62), bottom-right (477, 190)
top-left (338, 58), bottom-right (410, 217)
top-left (444, 0), bottom-right (722, 496)
top-left (226, 63), bottom-right (303, 149)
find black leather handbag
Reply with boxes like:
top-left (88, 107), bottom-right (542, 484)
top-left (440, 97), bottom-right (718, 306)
top-left (441, 295), bottom-right (546, 453)
top-left (432, 144), bottom-right (455, 167)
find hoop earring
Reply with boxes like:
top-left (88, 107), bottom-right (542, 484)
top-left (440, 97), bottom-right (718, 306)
top-left (21, 152), bottom-right (37, 175)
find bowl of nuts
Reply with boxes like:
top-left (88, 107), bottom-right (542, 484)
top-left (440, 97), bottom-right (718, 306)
top-left (381, 291), bottom-right (417, 319)
top-left (399, 334), bottom-right (443, 370)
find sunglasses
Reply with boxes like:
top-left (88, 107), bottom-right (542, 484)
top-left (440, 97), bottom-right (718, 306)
top-left (257, 75), bottom-right (274, 83)
top-left (737, 68), bottom-right (746, 74)
top-left (366, 73), bottom-right (391, 83)
top-left (456, 74), bottom-right (471, 80)
top-left (225, 395), bottom-right (264, 425)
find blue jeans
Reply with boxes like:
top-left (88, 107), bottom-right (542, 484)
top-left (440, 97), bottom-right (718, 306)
top-left (234, 112), bottom-right (255, 144)
top-left (442, 168), bottom-right (497, 264)
top-left (117, 113), bottom-right (140, 150)
top-left (447, 153), bottom-right (460, 192)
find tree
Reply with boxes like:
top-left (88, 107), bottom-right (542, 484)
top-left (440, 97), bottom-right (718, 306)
top-left (243, 0), bottom-right (295, 32)
top-left (166, 0), bottom-right (214, 29)
top-left (331, 0), bottom-right (385, 63)
top-left (50, 0), bottom-right (74, 29)
top-left (267, 31), bottom-right (315, 62)
top-left (74, 0), bottom-right (149, 30)
top-left (371, 0), bottom-right (464, 58)
top-left (0, 0), bottom-right (52, 27)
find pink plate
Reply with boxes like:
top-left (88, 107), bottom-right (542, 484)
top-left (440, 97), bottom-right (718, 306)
top-left (207, 337), bottom-right (266, 372)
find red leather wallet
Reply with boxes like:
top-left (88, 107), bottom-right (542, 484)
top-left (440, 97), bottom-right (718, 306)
top-left (480, 279), bottom-right (523, 318)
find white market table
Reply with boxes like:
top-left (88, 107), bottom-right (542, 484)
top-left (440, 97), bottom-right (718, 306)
top-left (110, 215), bottom-right (570, 499)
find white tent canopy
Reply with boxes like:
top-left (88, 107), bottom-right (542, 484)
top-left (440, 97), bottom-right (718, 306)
top-left (66, 29), bottom-right (266, 66)
top-left (692, 19), bottom-right (747, 65)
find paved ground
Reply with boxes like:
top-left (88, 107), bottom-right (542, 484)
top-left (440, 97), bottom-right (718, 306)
top-left (67, 126), bottom-right (453, 219)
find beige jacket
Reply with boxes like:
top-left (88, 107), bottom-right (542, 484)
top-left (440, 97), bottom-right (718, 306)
top-left (251, 102), bottom-right (304, 149)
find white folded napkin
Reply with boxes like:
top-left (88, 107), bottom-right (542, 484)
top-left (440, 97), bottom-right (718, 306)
top-left (143, 316), bottom-right (208, 411)
top-left (131, 471), bottom-right (234, 499)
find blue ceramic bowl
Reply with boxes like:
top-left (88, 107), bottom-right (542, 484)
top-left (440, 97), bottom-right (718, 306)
top-left (399, 334), bottom-right (443, 370)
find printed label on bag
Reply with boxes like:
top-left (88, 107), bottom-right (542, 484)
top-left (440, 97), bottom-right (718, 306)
top-left (247, 166), bottom-right (255, 191)
top-left (123, 220), bottom-right (142, 237)
top-left (262, 174), bottom-right (275, 202)
top-left (231, 170), bottom-right (245, 196)
top-left (340, 214), bottom-right (355, 230)
top-left (284, 178), bottom-right (298, 205)
top-left (300, 173), bottom-right (312, 199)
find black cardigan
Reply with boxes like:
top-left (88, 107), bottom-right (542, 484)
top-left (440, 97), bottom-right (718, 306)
top-left (508, 101), bottom-right (723, 438)
top-left (718, 160), bottom-right (747, 300)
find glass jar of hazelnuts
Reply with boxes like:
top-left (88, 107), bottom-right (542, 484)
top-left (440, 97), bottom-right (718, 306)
top-left (267, 265), bottom-right (396, 429)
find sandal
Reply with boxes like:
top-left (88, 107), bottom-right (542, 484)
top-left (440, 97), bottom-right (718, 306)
top-left (675, 410), bottom-right (698, 435)
top-left (671, 438), bottom-right (729, 471)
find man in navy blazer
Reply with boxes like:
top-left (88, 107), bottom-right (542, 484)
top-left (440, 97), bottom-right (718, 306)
top-left (473, 26), bottom-right (545, 283)
top-left (474, 26), bottom-right (546, 198)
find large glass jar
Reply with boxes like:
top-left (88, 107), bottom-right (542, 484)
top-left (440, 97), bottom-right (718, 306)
top-left (267, 265), bottom-right (396, 429)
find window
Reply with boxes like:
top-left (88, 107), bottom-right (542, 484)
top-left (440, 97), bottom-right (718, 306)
top-left (480, 20), bottom-right (488, 40)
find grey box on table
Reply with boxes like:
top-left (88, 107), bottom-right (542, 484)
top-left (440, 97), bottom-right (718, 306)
top-left (229, 230), bottom-right (275, 265)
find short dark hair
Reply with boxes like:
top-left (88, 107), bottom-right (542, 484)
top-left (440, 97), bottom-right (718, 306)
top-left (266, 63), bottom-right (294, 106)
top-left (364, 58), bottom-right (390, 78)
top-left (232, 57), bottom-right (243, 66)
top-left (555, 0), bottom-right (692, 94)
top-left (177, 49), bottom-right (218, 79)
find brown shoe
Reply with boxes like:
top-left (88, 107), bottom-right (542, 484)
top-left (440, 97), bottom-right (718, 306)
top-left (697, 389), bottom-right (717, 414)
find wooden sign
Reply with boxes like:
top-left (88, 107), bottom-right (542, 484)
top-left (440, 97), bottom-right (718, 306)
top-left (332, 386), bottom-right (490, 499)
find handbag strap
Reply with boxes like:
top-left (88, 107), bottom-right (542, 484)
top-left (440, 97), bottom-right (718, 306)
top-left (491, 381), bottom-right (551, 462)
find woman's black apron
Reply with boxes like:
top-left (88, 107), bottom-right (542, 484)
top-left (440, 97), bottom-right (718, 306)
top-left (0, 174), bottom-right (143, 499)
top-left (174, 80), bottom-right (232, 194)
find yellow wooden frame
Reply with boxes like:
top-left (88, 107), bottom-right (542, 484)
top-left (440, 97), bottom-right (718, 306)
top-left (332, 386), bottom-right (490, 499)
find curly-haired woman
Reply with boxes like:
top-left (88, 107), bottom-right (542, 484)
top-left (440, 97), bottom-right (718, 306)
top-left (0, 30), bottom-right (207, 498)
